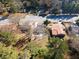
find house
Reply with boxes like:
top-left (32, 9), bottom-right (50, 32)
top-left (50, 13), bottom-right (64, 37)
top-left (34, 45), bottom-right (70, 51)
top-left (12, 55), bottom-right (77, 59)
top-left (70, 24), bottom-right (79, 35)
top-left (0, 23), bottom-right (21, 33)
top-left (47, 22), bottom-right (65, 38)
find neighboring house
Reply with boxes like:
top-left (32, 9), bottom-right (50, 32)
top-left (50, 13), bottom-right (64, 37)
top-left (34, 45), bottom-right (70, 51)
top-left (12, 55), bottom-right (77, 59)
top-left (70, 24), bottom-right (79, 35)
top-left (0, 23), bottom-right (21, 33)
top-left (47, 22), bottom-right (65, 38)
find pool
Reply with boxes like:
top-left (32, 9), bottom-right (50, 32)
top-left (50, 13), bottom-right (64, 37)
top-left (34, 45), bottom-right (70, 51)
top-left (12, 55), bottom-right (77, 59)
top-left (46, 15), bottom-right (78, 21)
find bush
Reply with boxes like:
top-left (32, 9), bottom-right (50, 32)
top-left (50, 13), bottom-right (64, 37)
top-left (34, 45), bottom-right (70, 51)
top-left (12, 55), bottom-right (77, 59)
top-left (2, 12), bottom-right (9, 16)
top-left (44, 20), bottom-right (51, 26)
top-left (26, 41), bottom-right (48, 59)
top-left (0, 32), bottom-right (20, 46)
top-left (0, 43), bottom-right (19, 59)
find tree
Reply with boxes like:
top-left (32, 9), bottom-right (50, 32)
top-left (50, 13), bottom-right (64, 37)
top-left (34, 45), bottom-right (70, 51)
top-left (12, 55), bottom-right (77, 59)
top-left (0, 0), bottom-right (23, 13)
top-left (0, 2), bottom-right (3, 14)
top-left (51, 0), bottom-right (61, 14)
top-left (43, 20), bottom-right (51, 26)
top-left (62, 1), bottom-right (79, 14)
top-left (46, 37), bottom-right (68, 59)
top-left (51, 8), bottom-right (61, 14)
top-left (22, 0), bottom-right (39, 13)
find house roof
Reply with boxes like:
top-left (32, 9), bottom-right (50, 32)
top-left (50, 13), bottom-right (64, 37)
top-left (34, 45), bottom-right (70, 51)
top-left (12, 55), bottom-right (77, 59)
top-left (0, 23), bottom-right (22, 34)
top-left (50, 23), bottom-right (65, 35)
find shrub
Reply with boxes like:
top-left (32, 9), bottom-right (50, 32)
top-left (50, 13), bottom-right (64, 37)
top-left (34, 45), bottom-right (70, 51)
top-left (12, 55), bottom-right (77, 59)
top-left (26, 41), bottom-right (48, 59)
top-left (0, 43), bottom-right (19, 59)
top-left (0, 32), bottom-right (20, 46)
top-left (44, 20), bottom-right (51, 26)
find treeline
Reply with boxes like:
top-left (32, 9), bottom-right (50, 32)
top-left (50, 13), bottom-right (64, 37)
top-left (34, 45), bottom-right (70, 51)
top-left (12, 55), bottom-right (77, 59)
top-left (0, 0), bottom-right (39, 14)
top-left (62, 2), bottom-right (79, 14)
top-left (0, 0), bottom-right (79, 14)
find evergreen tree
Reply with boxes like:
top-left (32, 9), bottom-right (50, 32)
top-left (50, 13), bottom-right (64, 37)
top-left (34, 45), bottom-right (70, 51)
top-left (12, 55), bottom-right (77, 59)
top-left (46, 37), bottom-right (68, 59)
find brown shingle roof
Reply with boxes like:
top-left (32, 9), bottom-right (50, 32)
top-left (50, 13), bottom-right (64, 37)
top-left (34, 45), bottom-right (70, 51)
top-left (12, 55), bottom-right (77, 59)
top-left (51, 23), bottom-right (65, 35)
